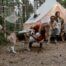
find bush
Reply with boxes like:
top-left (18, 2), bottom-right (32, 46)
top-left (0, 33), bottom-right (8, 45)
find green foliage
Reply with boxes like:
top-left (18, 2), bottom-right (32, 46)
top-left (6, 22), bottom-right (14, 31)
top-left (0, 33), bottom-right (8, 45)
top-left (38, 0), bottom-right (45, 6)
top-left (62, 0), bottom-right (66, 8)
top-left (57, 0), bottom-right (66, 8)
top-left (0, 16), bottom-right (4, 26)
top-left (22, 0), bottom-right (33, 22)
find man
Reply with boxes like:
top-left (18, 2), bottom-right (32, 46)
top-left (55, 11), bottom-right (64, 41)
top-left (29, 24), bottom-right (46, 50)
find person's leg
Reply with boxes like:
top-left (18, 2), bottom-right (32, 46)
top-left (39, 42), bottom-right (43, 48)
top-left (29, 36), bottom-right (35, 49)
top-left (47, 31), bottom-right (51, 44)
top-left (64, 33), bottom-right (66, 40)
top-left (11, 46), bottom-right (16, 53)
top-left (53, 29), bottom-right (58, 43)
top-left (29, 42), bottom-right (33, 49)
top-left (54, 35), bottom-right (58, 43)
top-left (8, 41), bottom-right (16, 54)
top-left (61, 32), bottom-right (64, 41)
top-left (44, 32), bottom-right (49, 44)
top-left (7, 35), bottom-right (16, 54)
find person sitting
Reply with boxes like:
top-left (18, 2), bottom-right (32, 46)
top-left (49, 16), bottom-right (59, 43)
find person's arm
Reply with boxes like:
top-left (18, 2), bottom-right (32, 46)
top-left (31, 33), bottom-right (41, 41)
top-left (61, 18), bottom-right (64, 25)
top-left (52, 21), bottom-right (57, 29)
top-left (39, 24), bottom-right (42, 33)
top-left (61, 18), bottom-right (64, 30)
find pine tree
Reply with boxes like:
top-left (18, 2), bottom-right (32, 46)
top-left (57, 0), bottom-right (66, 8)
top-left (22, 0), bottom-right (33, 22)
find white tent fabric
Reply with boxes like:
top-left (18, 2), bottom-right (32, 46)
top-left (5, 12), bottom-right (19, 23)
top-left (25, 0), bottom-right (56, 24)
top-left (24, 0), bottom-right (66, 29)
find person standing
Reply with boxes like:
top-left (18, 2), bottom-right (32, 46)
top-left (55, 11), bottom-right (64, 41)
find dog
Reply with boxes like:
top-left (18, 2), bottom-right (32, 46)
top-left (7, 29), bottom-right (35, 53)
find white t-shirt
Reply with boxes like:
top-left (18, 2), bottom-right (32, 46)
top-left (51, 21), bottom-right (61, 35)
top-left (54, 21), bottom-right (58, 29)
top-left (57, 18), bottom-right (62, 29)
top-left (56, 18), bottom-right (62, 35)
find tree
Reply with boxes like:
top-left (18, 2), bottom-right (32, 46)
top-left (22, 0), bottom-right (33, 22)
top-left (57, 0), bottom-right (66, 8)
top-left (62, 0), bottom-right (66, 8)
top-left (38, 0), bottom-right (45, 6)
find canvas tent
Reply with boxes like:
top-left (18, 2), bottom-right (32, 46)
top-left (23, 0), bottom-right (66, 29)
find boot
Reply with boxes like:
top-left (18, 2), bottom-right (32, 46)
top-left (11, 46), bottom-right (16, 54)
top-left (29, 42), bottom-right (33, 51)
top-left (40, 43), bottom-right (42, 48)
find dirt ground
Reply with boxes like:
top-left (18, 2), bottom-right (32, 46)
top-left (0, 42), bottom-right (66, 66)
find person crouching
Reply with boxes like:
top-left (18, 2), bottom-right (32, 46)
top-left (50, 16), bottom-right (59, 43)
top-left (29, 24), bottom-right (46, 50)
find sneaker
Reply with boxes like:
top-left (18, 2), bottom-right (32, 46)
top-left (27, 48), bottom-right (31, 51)
top-left (11, 46), bottom-right (16, 54)
top-left (54, 40), bottom-right (57, 44)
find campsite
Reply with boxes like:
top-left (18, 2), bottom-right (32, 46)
top-left (0, 0), bottom-right (66, 66)
top-left (24, 0), bottom-right (66, 29)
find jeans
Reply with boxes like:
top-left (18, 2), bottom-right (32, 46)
top-left (51, 28), bottom-right (59, 41)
